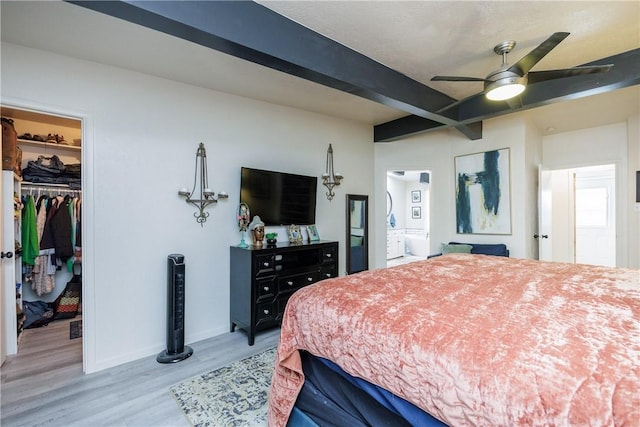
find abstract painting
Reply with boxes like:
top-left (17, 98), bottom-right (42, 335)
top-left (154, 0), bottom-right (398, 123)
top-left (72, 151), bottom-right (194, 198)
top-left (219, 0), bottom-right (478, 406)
top-left (455, 148), bottom-right (511, 234)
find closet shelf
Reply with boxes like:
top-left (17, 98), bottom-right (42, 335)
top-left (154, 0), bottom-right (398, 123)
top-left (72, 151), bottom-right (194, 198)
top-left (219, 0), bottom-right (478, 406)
top-left (18, 139), bottom-right (81, 152)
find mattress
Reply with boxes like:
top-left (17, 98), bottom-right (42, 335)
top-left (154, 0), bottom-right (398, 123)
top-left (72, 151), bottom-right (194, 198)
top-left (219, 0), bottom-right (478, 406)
top-left (292, 351), bottom-right (446, 426)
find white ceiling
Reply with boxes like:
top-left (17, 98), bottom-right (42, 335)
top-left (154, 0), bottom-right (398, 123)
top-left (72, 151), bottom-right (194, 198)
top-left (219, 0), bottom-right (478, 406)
top-left (1, 1), bottom-right (638, 137)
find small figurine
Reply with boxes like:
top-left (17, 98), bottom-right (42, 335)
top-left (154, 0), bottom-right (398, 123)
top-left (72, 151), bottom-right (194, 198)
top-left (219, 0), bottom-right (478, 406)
top-left (249, 215), bottom-right (265, 246)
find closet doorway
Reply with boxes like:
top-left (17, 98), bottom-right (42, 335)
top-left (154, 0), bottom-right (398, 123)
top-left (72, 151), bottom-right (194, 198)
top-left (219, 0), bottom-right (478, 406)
top-left (1, 105), bottom-right (84, 373)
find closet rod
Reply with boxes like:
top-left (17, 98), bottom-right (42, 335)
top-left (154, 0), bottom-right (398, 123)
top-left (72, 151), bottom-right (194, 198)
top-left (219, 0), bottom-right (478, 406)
top-left (21, 183), bottom-right (81, 197)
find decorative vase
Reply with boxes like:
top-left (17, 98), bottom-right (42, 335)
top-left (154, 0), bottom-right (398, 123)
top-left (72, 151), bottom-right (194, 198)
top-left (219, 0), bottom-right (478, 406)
top-left (237, 203), bottom-right (250, 248)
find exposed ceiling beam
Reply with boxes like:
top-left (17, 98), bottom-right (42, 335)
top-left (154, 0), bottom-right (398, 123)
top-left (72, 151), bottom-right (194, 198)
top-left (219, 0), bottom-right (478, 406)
top-left (67, 0), bottom-right (484, 139)
top-left (375, 48), bottom-right (640, 142)
top-left (374, 116), bottom-right (483, 142)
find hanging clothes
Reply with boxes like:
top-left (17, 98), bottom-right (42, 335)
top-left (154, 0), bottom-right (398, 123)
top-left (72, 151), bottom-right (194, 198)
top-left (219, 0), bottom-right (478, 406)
top-left (67, 196), bottom-right (82, 271)
top-left (40, 196), bottom-right (73, 262)
top-left (31, 195), bottom-right (56, 296)
top-left (21, 195), bottom-right (39, 265)
top-left (20, 183), bottom-right (83, 296)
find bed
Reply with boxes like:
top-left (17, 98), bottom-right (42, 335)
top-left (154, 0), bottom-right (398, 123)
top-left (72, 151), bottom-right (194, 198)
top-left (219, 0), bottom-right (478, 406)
top-left (268, 253), bottom-right (639, 426)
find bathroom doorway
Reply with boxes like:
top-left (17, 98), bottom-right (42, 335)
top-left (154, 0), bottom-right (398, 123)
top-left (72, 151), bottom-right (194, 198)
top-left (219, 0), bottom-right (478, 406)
top-left (386, 170), bottom-right (431, 267)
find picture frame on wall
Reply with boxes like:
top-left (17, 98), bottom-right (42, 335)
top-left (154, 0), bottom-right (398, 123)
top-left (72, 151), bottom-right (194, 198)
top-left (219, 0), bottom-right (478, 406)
top-left (411, 190), bottom-right (421, 203)
top-left (412, 206), bottom-right (421, 219)
top-left (287, 225), bottom-right (303, 244)
top-left (307, 224), bottom-right (320, 241)
top-left (454, 148), bottom-right (511, 235)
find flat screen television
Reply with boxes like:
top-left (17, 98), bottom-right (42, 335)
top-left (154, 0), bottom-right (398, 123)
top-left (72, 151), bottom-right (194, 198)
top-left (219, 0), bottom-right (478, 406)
top-left (240, 167), bottom-right (318, 226)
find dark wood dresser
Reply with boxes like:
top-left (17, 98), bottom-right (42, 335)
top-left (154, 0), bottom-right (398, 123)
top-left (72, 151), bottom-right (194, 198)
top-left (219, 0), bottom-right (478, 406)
top-left (230, 240), bottom-right (338, 345)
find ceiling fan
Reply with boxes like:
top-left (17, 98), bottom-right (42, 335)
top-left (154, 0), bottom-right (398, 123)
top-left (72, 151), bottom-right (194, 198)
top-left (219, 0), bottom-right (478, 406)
top-left (431, 32), bottom-right (613, 103)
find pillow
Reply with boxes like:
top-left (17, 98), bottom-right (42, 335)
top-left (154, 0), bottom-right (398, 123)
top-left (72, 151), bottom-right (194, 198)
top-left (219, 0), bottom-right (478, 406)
top-left (468, 243), bottom-right (508, 256)
top-left (441, 243), bottom-right (473, 254)
top-left (449, 242), bottom-right (509, 256)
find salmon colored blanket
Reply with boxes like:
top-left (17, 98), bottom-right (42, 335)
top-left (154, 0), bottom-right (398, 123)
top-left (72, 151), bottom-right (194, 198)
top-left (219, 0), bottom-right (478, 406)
top-left (268, 254), bottom-right (639, 426)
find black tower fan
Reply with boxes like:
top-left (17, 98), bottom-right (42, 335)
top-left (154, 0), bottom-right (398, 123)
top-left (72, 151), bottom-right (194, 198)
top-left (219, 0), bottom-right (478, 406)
top-left (157, 254), bottom-right (193, 363)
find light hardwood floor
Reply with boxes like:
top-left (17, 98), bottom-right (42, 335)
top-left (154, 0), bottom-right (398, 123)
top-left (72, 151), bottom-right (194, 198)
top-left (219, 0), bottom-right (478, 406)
top-left (1, 319), bottom-right (280, 427)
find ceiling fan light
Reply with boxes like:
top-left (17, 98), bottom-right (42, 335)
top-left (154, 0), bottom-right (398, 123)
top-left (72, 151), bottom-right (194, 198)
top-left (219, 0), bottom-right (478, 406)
top-left (485, 77), bottom-right (526, 101)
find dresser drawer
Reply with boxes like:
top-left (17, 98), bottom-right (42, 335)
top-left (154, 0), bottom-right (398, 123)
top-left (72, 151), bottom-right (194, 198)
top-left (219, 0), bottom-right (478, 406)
top-left (319, 265), bottom-right (336, 280)
top-left (255, 277), bottom-right (276, 302)
top-left (321, 246), bottom-right (337, 263)
top-left (255, 254), bottom-right (275, 274)
top-left (278, 271), bottom-right (317, 292)
top-left (255, 301), bottom-right (276, 326)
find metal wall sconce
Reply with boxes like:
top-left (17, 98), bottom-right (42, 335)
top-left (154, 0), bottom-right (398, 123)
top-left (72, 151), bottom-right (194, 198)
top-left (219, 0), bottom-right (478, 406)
top-left (178, 143), bottom-right (228, 225)
top-left (322, 144), bottom-right (344, 201)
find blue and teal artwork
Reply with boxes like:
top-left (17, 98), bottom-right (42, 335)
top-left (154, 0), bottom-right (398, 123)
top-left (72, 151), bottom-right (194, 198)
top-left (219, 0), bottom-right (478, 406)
top-left (455, 148), bottom-right (511, 234)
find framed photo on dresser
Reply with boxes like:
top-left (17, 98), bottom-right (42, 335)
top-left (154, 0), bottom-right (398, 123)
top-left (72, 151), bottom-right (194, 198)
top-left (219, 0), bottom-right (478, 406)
top-left (307, 224), bottom-right (320, 241)
top-left (287, 225), bottom-right (303, 244)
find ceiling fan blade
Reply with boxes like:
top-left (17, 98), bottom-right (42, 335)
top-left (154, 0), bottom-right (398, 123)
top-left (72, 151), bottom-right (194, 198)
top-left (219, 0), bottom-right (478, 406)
top-left (431, 76), bottom-right (488, 82)
top-left (527, 64), bottom-right (614, 84)
top-left (508, 32), bottom-right (570, 76)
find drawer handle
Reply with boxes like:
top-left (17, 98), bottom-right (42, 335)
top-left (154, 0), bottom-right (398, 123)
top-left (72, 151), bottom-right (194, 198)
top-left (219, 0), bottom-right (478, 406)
top-left (307, 277), bottom-right (313, 282)
top-left (325, 273), bottom-right (331, 278)
top-left (263, 262), bottom-right (270, 267)
top-left (263, 286), bottom-right (270, 292)
top-left (325, 253), bottom-right (332, 258)
top-left (263, 309), bottom-right (270, 315)
top-left (287, 281), bottom-right (294, 286)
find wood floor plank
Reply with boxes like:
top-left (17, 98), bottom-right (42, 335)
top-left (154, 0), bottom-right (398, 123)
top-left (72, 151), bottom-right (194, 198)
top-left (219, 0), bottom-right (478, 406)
top-left (1, 320), bottom-right (280, 427)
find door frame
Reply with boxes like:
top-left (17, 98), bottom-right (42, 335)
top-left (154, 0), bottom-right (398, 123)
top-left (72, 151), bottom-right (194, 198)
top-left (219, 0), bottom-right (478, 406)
top-left (385, 169), bottom-right (431, 266)
top-left (538, 162), bottom-right (622, 267)
top-left (1, 97), bottom-right (94, 373)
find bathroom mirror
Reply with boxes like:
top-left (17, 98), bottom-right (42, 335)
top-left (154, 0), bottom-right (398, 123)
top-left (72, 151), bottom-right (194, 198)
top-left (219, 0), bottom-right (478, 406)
top-left (346, 194), bottom-right (369, 274)
top-left (386, 191), bottom-right (392, 217)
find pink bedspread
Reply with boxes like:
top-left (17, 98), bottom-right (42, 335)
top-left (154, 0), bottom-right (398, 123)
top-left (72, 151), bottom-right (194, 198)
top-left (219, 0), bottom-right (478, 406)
top-left (268, 254), bottom-right (639, 426)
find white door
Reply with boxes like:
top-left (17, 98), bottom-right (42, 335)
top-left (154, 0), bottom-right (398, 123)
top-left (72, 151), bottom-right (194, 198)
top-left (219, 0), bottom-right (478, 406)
top-left (1, 171), bottom-right (18, 358)
top-left (538, 167), bottom-right (574, 262)
top-left (538, 164), bottom-right (616, 266)
top-left (1, 169), bottom-right (5, 365)
top-left (538, 166), bottom-right (552, 261)
top-left (574, 167), bottom-right (616, 266)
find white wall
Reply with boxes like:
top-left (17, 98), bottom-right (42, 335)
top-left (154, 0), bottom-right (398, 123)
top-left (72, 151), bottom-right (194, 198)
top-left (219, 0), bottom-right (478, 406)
top-left (1, 42), bottom-right (374, 372)
top-left (386, 175), bottom-right (406, 230)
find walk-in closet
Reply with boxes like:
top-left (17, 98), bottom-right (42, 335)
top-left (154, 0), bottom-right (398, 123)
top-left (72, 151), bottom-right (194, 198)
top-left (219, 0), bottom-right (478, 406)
top-left (1, 106), bottom-right (83, 370)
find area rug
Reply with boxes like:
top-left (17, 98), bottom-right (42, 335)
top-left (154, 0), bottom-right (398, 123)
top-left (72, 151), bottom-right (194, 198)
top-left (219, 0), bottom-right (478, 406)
top-left (170, 347), bottom-right (277, 427)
